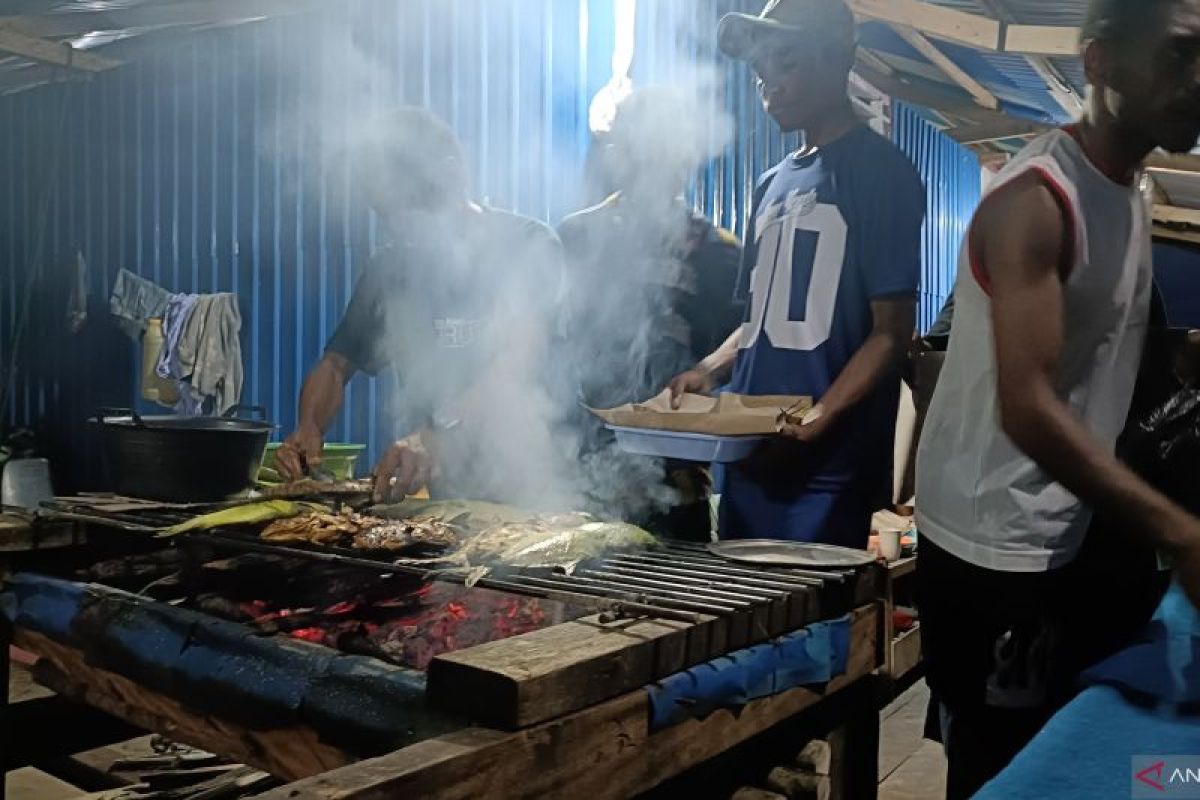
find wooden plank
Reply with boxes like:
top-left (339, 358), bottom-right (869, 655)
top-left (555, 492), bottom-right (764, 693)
top-left (850, 0), bottom-right (1001, 50)
top-left (263, 605), bottom-right (881, 800)
top-left (891, 24), bottom-right (999, 110)
top-left (13, 629), bottom-right (354, 783)
top-left (1004, 24), bottom-right (1080, 56)
top-left (1147, 153), bottom-right (1200, 173)
top-left (948, 119), bottom-right (1048, 144)
top-left (0, 27), bottom-right (118, 71)
top-left (1155, 204), bottom-right (1200, 228)
top-left (890, 625), bottom-right (923, 680)
top-left (1154, 225), bottom-right (1200, 246)
top-left (0, 514), bottom-right (81, 551)
top-left (1024, 55), bottom-right (1084, 117)
top-left (853, 60), bottom-right (1013, 130)
top-left (427, 613), bottom-right (701, 729)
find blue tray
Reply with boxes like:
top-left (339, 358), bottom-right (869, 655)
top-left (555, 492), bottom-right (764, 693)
top-left (607, 425), bottom-right (766, 463)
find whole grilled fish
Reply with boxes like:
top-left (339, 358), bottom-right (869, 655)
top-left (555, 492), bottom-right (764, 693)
top-left (392, 515), bottom-right (659, 584)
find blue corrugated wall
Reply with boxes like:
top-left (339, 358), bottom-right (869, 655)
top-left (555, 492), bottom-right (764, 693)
top-left (0, 2), bottom-right (973, 490)
top-left (891, 101), bottom-right (981, 334)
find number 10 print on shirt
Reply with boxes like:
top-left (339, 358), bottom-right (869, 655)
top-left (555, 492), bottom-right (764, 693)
top-left (739, 187), bottom-right (848, 354)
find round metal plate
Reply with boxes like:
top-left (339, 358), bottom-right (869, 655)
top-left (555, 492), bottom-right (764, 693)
top-left (707, 540), bottom-right (877, 568)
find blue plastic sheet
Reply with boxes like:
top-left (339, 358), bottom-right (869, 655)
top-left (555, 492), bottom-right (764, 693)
top-left (646, 614), bottom-right (851, 732)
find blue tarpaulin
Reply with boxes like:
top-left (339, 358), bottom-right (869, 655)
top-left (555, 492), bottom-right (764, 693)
top-left (978, 584), bottom-right (1200, 799)
top-left (646, 614), bottom-right (850, 732)
top-left (2, 573), bottom-right (461, 755)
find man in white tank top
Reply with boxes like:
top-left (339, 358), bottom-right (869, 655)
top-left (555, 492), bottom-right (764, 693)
top-left (915, 0), bottom-right (1200, 796)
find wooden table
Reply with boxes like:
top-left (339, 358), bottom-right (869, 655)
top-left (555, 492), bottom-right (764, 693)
top-left (255, 604), bottom-right (883, 800)
top-left (5, 581), bottom-right (884, 800)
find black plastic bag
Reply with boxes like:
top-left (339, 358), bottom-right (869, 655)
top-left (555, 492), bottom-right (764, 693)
top-left (1120, 388), bottom-right (1200, 514)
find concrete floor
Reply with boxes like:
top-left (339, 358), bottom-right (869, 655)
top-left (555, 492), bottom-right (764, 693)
top-left (879, 680), bottom-right (947, 800)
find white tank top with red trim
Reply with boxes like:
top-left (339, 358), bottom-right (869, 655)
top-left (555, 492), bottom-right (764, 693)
top-left (916, 129), bottom-right (1153, 572)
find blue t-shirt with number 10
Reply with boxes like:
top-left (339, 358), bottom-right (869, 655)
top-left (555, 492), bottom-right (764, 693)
top-left (723, 125), bottom-right (926, 538)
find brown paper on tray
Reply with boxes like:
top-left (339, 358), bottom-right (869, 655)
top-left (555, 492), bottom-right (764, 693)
top-left (588, 390), bottom-right (812, 436)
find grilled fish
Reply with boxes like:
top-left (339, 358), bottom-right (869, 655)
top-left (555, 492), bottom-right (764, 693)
top-left (351, 517), bottom-right (460, 551)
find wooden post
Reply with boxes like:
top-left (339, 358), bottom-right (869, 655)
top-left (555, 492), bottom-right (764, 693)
top-left (827, 677), bottom-right (884, 800)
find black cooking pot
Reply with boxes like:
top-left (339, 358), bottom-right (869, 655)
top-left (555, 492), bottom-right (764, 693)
top-left (92, 406), bottom-right (274, 503)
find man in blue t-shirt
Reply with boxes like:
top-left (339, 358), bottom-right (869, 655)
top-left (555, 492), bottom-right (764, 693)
top-left (669, 0), bottom-right (926, 546)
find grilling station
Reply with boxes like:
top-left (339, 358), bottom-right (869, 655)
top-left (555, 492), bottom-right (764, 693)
top-left (1, 408), bottom-right (888, 799)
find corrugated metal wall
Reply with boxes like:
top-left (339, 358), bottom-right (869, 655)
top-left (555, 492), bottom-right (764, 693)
top-left (892, 100), bottom-right (981, 333)
top-left (0, 3), bottom-right (974, 489)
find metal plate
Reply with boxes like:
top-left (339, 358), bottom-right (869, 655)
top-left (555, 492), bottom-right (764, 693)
top-left (707, 540), bottom-right (877, 569)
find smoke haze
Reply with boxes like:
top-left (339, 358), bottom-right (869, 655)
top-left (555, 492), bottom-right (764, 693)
top-left (255, 2), bottom-right (737, 519)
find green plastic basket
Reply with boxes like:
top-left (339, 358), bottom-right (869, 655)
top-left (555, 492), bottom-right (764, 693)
top-left (261, 442), bottom-right (366, 481)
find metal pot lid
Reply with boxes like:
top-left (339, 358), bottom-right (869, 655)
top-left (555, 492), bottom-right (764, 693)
top-left (92, 416), bottom-right (274, 432)
top-left (92, 405), bottom-right (275, 432)
top-left (707, 540), bottom-right (877, 569)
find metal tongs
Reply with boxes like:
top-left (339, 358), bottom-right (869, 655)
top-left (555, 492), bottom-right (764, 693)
top-left (299, 452), bottom-right (336, 484)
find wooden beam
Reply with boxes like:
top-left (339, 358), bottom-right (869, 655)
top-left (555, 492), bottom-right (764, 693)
top-left (851, 0), bottom-right (1080, 55)
top-left (850, 0), bottom-right (1001, 50)
top-left (0, 26), bottom-right (119, 71)
top-left (853, 59), bottom-right (1018, 130)
top-left (427, 614), bottom-right (702, 730)
top-left (1004, 24), bottom-right (1080, 56)
top-left (1154, 204), bottom-right (1200, 228)
top-left (948, 119), bottom-right (1049, 144)
top-left (1147, 152), bottom-right (1200, 173)
top-left (260, 606), bottom-right (881, 800)
top-left (1025, 55), bottom-right (1084, 117)
top-left (890, 24), bottom-right (999, 110)
top-left (1154, 225), bottom-right (1200, 246)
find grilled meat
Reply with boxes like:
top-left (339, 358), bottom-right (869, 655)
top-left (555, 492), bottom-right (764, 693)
top-left (351, 517), bottom-right (459, 551)
top-left (260, 508), bottom-right (459, 553)
top-left (260, 509), bottom-right (363, 544)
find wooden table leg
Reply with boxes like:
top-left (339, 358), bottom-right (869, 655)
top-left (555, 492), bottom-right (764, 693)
top-left (829, 675), bottom-right (884, 800)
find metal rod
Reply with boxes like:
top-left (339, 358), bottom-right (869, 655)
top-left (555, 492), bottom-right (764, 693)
top-left (572, 570), bottom-right (760, 608)
top-left (513, 574), bottom-right (741, 615)
top-left (653, 550), bottom-right (848, 583)
top-left (618, 551), bottom-right (827, 585)
top-left (604, 554), bottom-right (816, 592)
top-left (588, 563), bottom-right (792, 599)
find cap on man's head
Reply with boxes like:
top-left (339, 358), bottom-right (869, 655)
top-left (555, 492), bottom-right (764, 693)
top-left (1081, 0), bottom-right (1171, 43)
top-left (718, 0), bottom-right (857, 61)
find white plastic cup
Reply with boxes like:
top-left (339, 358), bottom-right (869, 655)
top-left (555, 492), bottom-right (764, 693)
top-left (878, 529), bottom-right (902, 562)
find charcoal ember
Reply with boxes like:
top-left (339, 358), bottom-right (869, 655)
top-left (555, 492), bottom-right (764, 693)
top-left (76, 551), bottom-right (188, 591)
top-left (192, 594), bottom-right (256, 622)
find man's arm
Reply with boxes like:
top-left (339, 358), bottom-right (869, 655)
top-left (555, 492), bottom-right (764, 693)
top-left (275, 352), bottom-right (355, 480)
top-left (980, 173), bottom-right (1200, 596)
top-left (779, 296), bottom-right (915, 440)
top-left (668, 327), bottom-right (742, 407)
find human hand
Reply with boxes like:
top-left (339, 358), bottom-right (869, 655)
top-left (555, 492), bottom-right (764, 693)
top-left (371, 431), bottom-right (436, 503)
top-left (276, 424), bottom-right (323, 481)
top-left (777, 403), bottom-right (834, 443)
top-left (668, 369), bottom-right (715, 409)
